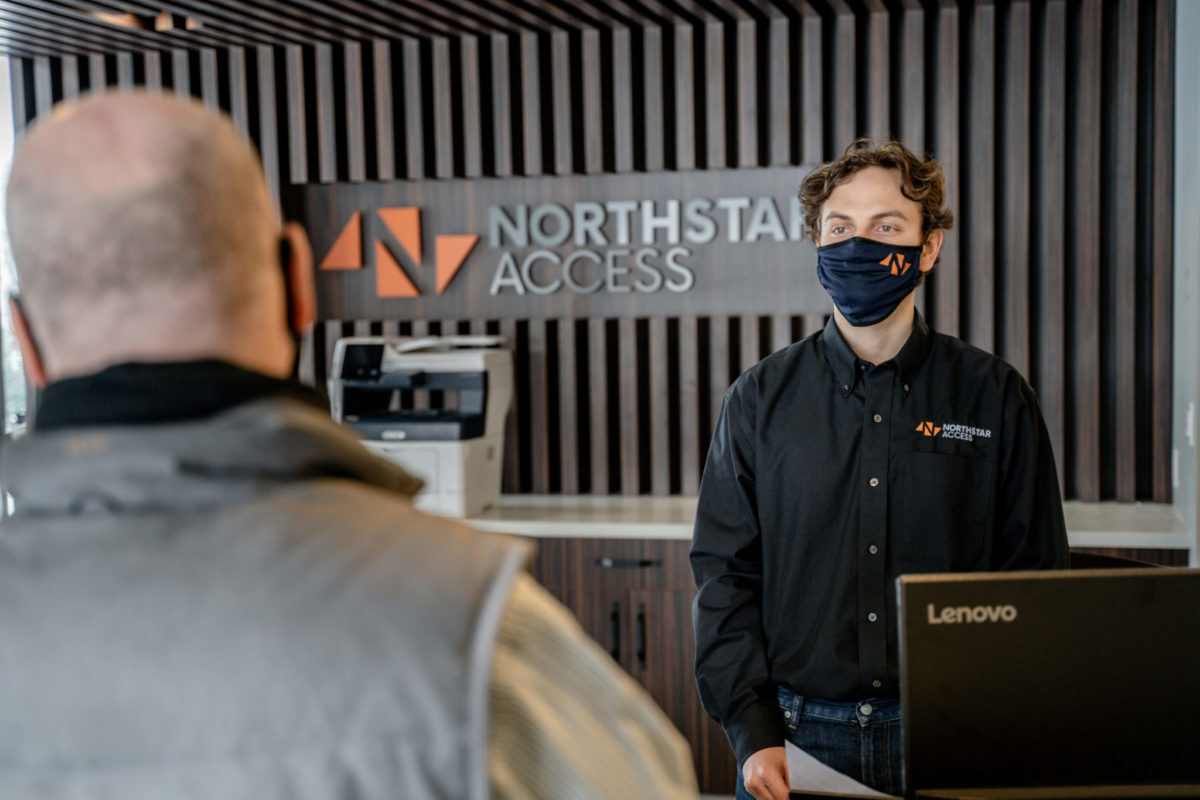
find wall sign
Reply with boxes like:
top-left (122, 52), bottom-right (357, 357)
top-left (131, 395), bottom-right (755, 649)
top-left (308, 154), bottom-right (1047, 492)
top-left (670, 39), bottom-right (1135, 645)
top-left (285, 166), bottom-right (832, 321)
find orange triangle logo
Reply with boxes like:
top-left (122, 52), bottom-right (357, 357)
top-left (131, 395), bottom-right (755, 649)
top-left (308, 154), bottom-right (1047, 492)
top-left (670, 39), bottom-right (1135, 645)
top-left (378, 207), bottom-right (422, 266)
top-left (375, 241), bottom-right (419, 298)
top-left (435, 234), bottom-right (479, 294)
top-left (320, 211), bottom-right (362, 270)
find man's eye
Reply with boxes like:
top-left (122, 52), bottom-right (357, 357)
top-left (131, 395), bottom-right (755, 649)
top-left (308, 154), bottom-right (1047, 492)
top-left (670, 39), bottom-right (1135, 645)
top-left (830, 225), bottom-right (847, 235)
top-left (878, 224), bottom-right (895, 233)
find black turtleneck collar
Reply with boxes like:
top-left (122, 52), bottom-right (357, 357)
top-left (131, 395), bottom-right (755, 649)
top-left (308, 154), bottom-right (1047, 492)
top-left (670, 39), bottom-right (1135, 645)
top-left (34, 360), bottom-right (328, 431)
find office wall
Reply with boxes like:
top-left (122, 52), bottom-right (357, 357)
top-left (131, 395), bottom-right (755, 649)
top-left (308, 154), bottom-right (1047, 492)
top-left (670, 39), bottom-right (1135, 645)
top-left (7, 0), bottom-right (1175, 502)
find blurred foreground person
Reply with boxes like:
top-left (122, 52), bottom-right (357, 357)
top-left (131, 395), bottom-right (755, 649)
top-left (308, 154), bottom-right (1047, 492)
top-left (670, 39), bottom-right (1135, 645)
top-left (0, 91), bottom-right (697, 800)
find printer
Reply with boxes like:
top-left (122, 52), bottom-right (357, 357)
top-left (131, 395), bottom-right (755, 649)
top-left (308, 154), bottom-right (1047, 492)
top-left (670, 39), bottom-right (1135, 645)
top-left (328, 335), bottom-right (513, 517)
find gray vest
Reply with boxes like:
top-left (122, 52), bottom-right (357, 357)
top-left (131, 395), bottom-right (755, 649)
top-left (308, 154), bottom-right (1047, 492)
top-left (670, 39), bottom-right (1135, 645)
top-left (0, 398), bottom-right (531, 800)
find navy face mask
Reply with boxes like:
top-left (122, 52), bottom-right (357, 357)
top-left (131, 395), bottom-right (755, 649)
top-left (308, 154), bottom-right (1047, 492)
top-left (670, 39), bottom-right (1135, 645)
top-left (816, 236), bottom-right (925, 327)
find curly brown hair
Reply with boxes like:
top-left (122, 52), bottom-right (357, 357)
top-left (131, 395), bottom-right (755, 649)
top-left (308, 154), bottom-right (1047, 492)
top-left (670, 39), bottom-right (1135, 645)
top-left (797, 139), bottom-right (954, 241)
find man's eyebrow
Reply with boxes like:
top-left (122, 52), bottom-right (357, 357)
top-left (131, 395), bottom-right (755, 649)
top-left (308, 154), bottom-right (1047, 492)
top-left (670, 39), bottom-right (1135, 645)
top-left (822, 211), bottom-right (852, 223)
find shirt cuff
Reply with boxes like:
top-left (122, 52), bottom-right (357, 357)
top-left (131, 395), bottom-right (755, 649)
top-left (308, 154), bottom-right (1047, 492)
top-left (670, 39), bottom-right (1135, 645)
top-left (725, 700), bottom-right (786, 768)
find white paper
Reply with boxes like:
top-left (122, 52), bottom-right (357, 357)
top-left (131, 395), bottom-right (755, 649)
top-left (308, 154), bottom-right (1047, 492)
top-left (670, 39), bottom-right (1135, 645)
top-left (785, 741), bottom-right (900, 798)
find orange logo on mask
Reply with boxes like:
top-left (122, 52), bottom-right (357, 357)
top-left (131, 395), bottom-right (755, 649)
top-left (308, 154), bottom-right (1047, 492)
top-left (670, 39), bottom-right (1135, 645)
top-left (880, 252), bottom-right (912, 276)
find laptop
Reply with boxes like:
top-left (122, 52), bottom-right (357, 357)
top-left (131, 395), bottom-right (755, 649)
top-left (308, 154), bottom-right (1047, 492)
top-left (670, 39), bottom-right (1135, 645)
top-left (897, 568), bottom-right (1200, 799)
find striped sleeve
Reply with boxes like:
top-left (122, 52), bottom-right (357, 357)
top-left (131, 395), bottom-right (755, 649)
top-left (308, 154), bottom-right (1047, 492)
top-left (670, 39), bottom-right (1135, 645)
top-left (487, 573), bottom-right (699, 800)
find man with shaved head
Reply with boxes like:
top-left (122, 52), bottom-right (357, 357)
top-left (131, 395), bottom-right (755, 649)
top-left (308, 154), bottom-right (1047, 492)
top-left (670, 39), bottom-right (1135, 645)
top-left (0, 91), bottom-right (697, 800)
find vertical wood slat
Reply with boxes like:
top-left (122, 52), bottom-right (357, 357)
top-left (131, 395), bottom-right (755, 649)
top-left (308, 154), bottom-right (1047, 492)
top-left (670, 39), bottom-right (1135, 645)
top-left (801, 10), bottom-right (822, 165)
top-left (673, 22), bottom-right (696, 171)
top-left (1111, 0), bottom-right (1138, 501)
top-left (431, 36), bottom-right (454, 178)
top-left (899, 4), bottom-right (925, 158)
top-left (1001, 1), bottom-right (1030, 377)
top-left (402, 38), bottom-right (426, 179)
top-left (582, 28), bottom-right (604, 173)
top-left (772, 315), bottom-right (792, 353)
top-left (1036, 0), bottom-right (1068, 492)
top-left (314, 43), bottom-right (337, 182)
top-left (612, 26), bottom-right (634, 173)
top-left (709, 316), bottom-right (730, 432)
top-left (285, 45), bottom-right (307, 184)
top-left (649, 316), bottom-right (670, 495)
top-left (832, 12), bottom-right (855, 149)
top-left (550, 29), bottom-right (572, 175)
top-left (739, 315), bottom-right (759, 375)
top-left (529, 319), bottom-right (551, 493)
top-left (966, 4), bottom-right (995, 352)
top-left (768, 14), bottom-right (789, 166)
top-left (490, 33), bottom-right (513, 177)
top-left (864, 6), bottom-right (889, 140)
top-left (643, 25), bottom-right (665, 172)
top-left (255, 45), bottom-right (281, 210)
top-left (501, 318), bottom-right (521, 492)
top-left (679, 316), bottom-right (701, 495)
top-left (116, 52), bottom-right (134, 87)
top-left (1072, 0), bottom-right (1103, 500)
top-left (172, 48), bottom-right (189, 96)
top-left (703, 20), bottom-right (724, 169)
top-left (558, 319), bottom-right (581, 493)
top-left (87, 53), bottom-right (105, 95)
top-left (61, 55), bottom-right (79, 100)
top-left (343, 40), bottom-right (366, 182)
top-left (199, 48), bottom-right (219, 108)
top-left (520, 30), bottom-right (542, 176)
top-left (33, 56), bottom-right (52, 115)
top-left (143, 50), bottom-right (162, 91)
top-left (372, 39), bottom-right (396, 181)
top-left (1150, 0), bottom-right (1175, 502)
top-left (736, 17), bottom-right (756, 167)
top-left (588, 318), bottom-right (610, 493)
top-left (931, 4), bottom-right (960, 337)
top-left (619, 317), bottom-right (639, 494)
top-left (460, 36), bottom-right (482, 178)
top-left (228, 47), bottom-right (249, 137)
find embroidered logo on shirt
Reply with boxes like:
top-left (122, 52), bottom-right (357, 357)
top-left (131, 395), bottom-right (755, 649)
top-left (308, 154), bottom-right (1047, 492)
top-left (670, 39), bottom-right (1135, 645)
top-left (914, 422), bottom-right (993, 442)
top-left (915, 421), bottom-right (942, 437)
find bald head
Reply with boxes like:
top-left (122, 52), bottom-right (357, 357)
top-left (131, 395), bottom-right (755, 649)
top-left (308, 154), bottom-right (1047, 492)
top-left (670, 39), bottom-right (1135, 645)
top-left (6, 91), bottom-right (307, 382)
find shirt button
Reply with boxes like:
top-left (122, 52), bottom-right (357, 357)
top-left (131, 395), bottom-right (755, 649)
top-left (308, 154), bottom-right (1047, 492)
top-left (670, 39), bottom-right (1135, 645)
top-left (868, 612), bottom-right (878, 622)
top-left (903, 384), bottom-right (910, 392)
top-left (873, 414), bottom-right (882, 423)
top-left (869, 477), bottom-right (879, 487)
top-left (783, 710), bottom-right (791, 719)
top-left (873, 679), bottom-right (882, 689)
top-left (843, 384), bottom-right (850, 391)
top-left (868, 545), bottom-right (878, 555)
top-left (860, 703), bottom-right (873, 716)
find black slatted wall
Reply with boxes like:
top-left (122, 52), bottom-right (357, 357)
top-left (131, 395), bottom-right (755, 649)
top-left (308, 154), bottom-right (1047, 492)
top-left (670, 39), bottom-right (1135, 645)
top-left (5, 0), bottom-right (1175, 502)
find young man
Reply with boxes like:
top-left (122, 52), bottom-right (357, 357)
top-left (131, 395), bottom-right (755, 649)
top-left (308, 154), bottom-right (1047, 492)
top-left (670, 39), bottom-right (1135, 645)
top-left (0, 91), bottom-right (698, 800)
top-left (690, 141), bottom-right (1069, 800)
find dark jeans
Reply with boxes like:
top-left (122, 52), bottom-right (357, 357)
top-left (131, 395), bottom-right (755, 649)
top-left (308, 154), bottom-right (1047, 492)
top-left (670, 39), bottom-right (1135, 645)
top-left (735, 686), bottom-right (903, 798)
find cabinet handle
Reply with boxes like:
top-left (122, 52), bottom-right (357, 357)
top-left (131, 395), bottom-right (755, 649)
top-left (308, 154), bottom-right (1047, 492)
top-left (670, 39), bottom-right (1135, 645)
top-left (608, 601), bottom-right (621, 662)
top-left (594, 558), bottom-right (663, 569)
top-left (636, 602), bottom-right (647, 671)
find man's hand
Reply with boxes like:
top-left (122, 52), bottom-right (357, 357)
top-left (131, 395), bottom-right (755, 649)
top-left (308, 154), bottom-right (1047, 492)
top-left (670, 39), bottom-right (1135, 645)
top-left (741, 746), bottom-right (789, 800)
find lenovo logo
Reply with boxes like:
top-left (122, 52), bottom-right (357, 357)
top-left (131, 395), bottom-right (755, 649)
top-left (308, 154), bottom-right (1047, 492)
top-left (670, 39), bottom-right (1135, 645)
top-left (926, 603), bottom-right (1018, 625)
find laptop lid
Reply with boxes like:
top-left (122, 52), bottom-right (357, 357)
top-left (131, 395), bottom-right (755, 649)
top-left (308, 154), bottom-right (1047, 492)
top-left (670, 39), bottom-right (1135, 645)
top-left (897, 568), bottom-right (1200, 796)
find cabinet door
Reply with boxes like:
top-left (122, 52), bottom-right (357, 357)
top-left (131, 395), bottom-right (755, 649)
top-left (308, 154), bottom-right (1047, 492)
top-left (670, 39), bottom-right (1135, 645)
top-left (630, 588), bottom-right (740, 795)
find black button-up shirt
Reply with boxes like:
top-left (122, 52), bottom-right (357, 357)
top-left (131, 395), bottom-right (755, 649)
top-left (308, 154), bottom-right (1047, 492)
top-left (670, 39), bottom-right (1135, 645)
top-left (690, 312), bottom-right (1068, 766)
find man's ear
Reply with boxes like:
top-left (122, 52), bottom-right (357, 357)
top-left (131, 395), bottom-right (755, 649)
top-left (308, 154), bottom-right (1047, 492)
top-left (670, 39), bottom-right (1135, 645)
top-left (9, 296), bottom-right (48, 389)
top-left (918, 229), bottom-right (944, 273)
top-left (280, 221), bottom-right (316, 335)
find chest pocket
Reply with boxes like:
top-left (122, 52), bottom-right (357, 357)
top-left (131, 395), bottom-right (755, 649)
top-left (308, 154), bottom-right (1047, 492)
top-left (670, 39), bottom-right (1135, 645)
top-left (895, 437), bottom-right (994, 572)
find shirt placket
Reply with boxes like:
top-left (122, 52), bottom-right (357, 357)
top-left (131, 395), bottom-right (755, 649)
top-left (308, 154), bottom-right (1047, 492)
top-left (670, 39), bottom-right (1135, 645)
top-left (856, 363), bottom-right (892, 696)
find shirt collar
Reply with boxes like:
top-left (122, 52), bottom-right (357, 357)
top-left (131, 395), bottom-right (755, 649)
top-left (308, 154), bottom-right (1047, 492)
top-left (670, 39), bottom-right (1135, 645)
top-left (820, 311), bottom-right (933, 396)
